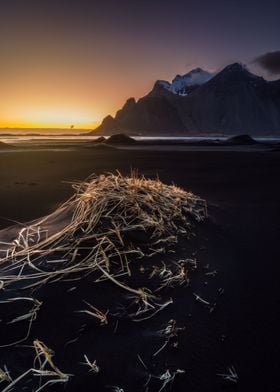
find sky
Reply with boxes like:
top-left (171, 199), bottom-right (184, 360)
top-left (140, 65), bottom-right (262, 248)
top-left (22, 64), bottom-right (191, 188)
top-left (0, 0), bottom-right (280, 129)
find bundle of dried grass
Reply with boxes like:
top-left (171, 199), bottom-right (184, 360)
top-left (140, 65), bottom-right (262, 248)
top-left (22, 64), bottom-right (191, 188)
top-left (0, 173), bottom-right (207, 299)
top-left (0, 173), bottom-right (208, 391)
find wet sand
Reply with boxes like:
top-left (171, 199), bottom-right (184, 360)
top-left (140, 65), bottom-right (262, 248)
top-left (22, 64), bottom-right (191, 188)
top-left (0, 145), bottom-right (279, 391)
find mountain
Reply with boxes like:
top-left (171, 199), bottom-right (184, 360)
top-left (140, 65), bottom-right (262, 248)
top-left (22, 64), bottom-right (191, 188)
top-left (157, 68), bottom-right (215, 96)
top-left (91, 63), bottom-right (280, 136)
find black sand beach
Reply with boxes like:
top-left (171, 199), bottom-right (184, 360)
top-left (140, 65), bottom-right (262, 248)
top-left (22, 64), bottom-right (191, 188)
top-left (0, 144), bottom-right (279, 391)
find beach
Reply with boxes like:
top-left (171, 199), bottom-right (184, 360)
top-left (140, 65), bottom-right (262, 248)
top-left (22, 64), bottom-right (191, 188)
top-left (0, 143), bottom-right (279, 391)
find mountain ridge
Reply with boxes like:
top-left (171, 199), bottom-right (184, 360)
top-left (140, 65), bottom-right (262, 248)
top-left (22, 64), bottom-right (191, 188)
top-left (90, 63), bottom-right (280, 136)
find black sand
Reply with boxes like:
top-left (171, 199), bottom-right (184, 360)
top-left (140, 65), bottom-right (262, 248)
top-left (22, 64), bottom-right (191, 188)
top-left (0, 146), bottom-right (279, 391)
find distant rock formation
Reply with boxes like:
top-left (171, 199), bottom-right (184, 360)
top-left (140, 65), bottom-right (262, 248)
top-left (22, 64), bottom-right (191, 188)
top-left (90, 63), bottom-right (280, 136)
top-left (105, 133), bottom-right (136, 144)
top-left (224, 135), bottom-right (258, 145)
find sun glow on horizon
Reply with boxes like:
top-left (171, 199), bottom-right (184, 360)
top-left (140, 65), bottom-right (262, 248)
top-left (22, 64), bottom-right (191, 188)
top-left (0, 106), bottom-right (101, 130)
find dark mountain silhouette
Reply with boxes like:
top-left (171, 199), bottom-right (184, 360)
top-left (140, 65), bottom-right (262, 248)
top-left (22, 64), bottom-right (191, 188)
top-left (91, 63), bottom-right (280, 136)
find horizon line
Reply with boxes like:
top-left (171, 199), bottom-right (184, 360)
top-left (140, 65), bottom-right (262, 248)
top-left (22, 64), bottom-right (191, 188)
top-left (0, 127), bottom-right (97, 131)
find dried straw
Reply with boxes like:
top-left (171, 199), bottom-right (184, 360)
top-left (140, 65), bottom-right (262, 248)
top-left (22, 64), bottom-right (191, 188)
top-left (0, 172), bottom-right (207, 301)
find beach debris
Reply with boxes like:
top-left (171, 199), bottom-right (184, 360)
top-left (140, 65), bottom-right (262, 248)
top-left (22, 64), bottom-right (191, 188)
top-left (81, 355), bottom-right (100, 374)
top-left (1, 369), bottom-right (34, 392)
top-left (217, 366), bottom-right (239, 384)
top-left (33, 339), bottom-right (70, 380)
top-left (157, 369), bottom-right (185, 392)
top-left (67, 286), bottom-right (77, 292)
top-left (184, 258), bottom-right (198, 270)
top-left (1, 340), bottom-right (70, 392)
top-left (157, 261), bottom-right (190, 291)
top-left (147, 247), bottom-right (166, 257)
top-left (77, 301), bottom-right (109, 325)
top-left (152, 339), bottom-right (169, 358)
top-left (127, 297), bottom-right (173, 322)
top-left (0, 297), bottom-right (42, 347)
top-left (137, 354), bottom-right (148, 370)
top-left (218, 287), bottom-right (224, 295)
top-left (4, 297), bottom-right (42, 325)
top-left (107, 386), bottom-right (124, 392)
top-left (113, 319), bottom-right (119, 333)
top-left (0, 366), bottom-right (12, 384)
top-left (143, 368), bottom-right (185, 392)
top-left (153, 319), bottom-right (185, 356)
top-left (149, 259), bottom-right (193, 292)
top-left (149, 262), bottom-right (172, 280)
top-left (209, 302), bottom-right (217, 313)
top-left (205, 270), bottom-right (218, 277)
top-left (64, 337), bottom-right (79, 348)
top-left (193, 292), bottom-right (210, 306)
top-left (139, 265), bottom-right (145, 273)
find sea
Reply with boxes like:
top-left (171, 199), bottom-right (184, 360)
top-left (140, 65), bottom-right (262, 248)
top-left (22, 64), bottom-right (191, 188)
top-left (0, 128), bottom-right (279, 144)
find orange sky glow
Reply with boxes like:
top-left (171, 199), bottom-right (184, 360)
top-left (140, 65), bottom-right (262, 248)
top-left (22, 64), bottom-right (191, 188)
top-left (0, 1), bottom-right (275, 130)
top-left (0, 59), bottom-right (145, 129)
top-left (0, 2), bottom-right (225, 130)
top-left (0, 57), bottom-right (171, 130)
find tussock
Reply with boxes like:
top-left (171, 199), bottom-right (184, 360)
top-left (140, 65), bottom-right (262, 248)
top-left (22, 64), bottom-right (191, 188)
top-left (0, 172), bottom-right (207, 390)
top-left (0, 172), bottom-right (207, 297)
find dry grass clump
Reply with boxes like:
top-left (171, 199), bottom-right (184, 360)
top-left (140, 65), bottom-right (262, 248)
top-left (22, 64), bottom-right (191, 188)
top-left (0, 173), bottom-right (207, 298)
top-left (0, 173), bottom-right (207, 390)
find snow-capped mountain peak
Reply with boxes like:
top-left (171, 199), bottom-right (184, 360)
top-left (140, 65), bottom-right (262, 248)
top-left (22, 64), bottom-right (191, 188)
top-left (158, 68), bottom-right (215, 96)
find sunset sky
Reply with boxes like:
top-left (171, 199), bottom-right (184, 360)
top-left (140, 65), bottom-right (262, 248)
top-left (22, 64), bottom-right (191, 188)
top-left (1, 0), bottom-right (280, 129)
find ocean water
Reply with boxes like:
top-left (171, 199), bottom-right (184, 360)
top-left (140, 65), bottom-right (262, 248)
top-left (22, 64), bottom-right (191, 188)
top-left (0, 128), bottom-right (279, 144)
